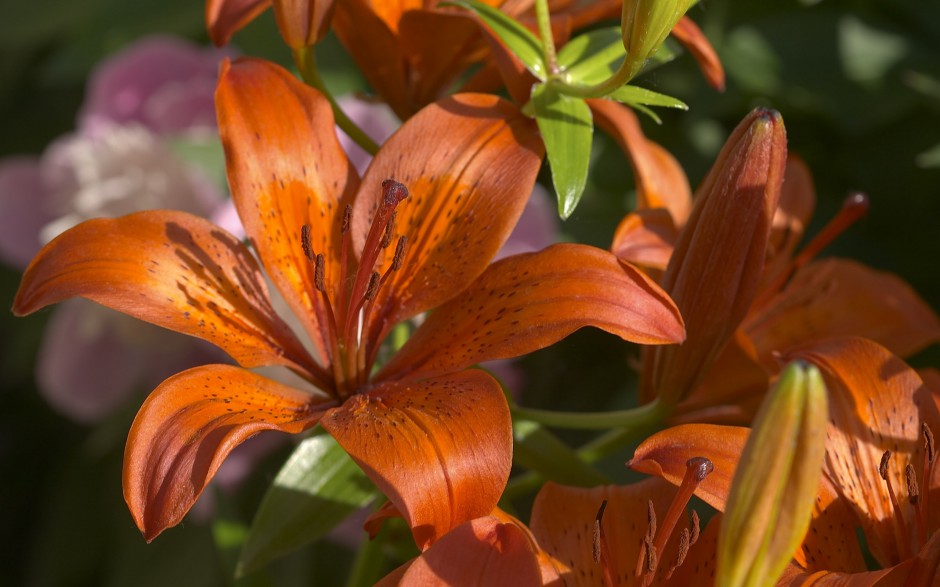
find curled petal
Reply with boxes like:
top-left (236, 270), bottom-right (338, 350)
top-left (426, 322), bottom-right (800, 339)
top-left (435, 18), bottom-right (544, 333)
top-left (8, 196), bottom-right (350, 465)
top-left (377, 517), bottom-right (542, 586)
top-left (217, 58), bottom-right (359, 362)
top-left (13, 210), bottom-right (316, 374)
top-left (206, 0), bottom-right (271, 46)
top-left (378, 243), bottom-right (685, 381)
top-left (761, 155), bottom-right (816, 287)
top-left (629, 423), bottom-right (750, 512)
top-left (670, 16), bottom-right (726, 91)
top-left (321, 370), bottom-right (512, 550)
top-left (611, 208), bottom-right (679, 271)
top-left (590, 99), bottom-right (692, 223)
top-left (354, 93), bottom-right (543, 338)
top-left (124, 364), bottom-right (332, 541)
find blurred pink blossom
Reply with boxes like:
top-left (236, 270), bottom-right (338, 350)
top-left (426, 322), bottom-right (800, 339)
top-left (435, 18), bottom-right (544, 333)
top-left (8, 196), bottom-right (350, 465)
top-left (0, 36), bottom-right (235, 423)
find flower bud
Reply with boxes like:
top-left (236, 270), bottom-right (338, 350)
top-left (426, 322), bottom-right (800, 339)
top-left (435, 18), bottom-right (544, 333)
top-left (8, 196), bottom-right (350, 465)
top-left (274, 0), bottom-right (336, 49)
top-left (716, 360), bottom-right (829, 587)
top-left (621, 0), bottom-right (695, 81)
top-left (640, 108), bottom-right (787, 408)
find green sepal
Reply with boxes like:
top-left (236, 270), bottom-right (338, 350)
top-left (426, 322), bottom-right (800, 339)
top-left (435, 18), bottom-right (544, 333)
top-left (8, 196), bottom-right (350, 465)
top-left (513, 420), bottom-right (610, 486)
top-left (236, 432), bottom-right (377, 577)
top-left (442, 0), bottom-right (546, 80)
top-left (532, 82), bottom-right (593, 219)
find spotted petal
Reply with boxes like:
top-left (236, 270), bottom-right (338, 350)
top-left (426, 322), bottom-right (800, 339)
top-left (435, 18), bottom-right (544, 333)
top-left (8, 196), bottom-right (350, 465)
top-left (124, 364), bottom-right (332, 541)
top-left (321, 370), bottom-right (512, 550)
top-left (217, 58), bottom-right (359, 363)
top-left (13, 210), bottom-right (317, 375)
top-left (353, 92), bottom-right (543, 348)
top-left (378, 243), bottom-right (685, 381)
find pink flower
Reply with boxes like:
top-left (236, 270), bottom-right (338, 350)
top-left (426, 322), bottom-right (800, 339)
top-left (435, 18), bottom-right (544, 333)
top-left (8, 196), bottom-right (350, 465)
top-left (0, 36), bottom-right (234, 423)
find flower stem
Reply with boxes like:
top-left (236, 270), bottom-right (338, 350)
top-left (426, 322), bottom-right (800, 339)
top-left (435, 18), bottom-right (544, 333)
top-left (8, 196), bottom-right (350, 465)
top-left (534, 0), bottom-right (559, 75)
top-left (549, 59), bottom-right (633, 99)
top-left (293, 47), bottom-right (380, 155)
top-left (511, 398), bottom-right (666, 430)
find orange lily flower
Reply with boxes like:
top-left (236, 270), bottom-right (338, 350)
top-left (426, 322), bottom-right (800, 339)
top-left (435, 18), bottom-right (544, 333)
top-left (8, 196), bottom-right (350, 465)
top-left (629, 337), bottom-right (940, 585)
top-left (13, 58), bottom-right (685, 546)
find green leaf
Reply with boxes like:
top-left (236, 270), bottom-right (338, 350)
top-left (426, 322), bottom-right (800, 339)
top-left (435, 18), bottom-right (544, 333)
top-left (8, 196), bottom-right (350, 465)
top-left (442, 0), bottom-right (546, 80)
top-left (532, 83), bottom-right (593, 219)
top-left (237, 433), bottom-right (377, 577)
top-left (513, 420), bottom-right (609, 486)
top-left (604, 85), bottom-right (688, 124)
top-left (558, 27), bottom-right (683, 87)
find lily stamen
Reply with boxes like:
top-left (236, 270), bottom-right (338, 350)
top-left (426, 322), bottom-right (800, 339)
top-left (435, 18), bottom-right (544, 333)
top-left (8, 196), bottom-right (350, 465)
top-left (593, 500), bottom-right (615, 587)
top-left (921, 423), bottom-right (935, 547)
top-left (880, 450), bottom-right (915, 559)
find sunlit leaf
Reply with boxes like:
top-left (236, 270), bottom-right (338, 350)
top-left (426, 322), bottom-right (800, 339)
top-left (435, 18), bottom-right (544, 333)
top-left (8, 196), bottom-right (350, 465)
top-left (532, 83), bottom-right (593, 219)
top-left (443, 0), bottom-right (546, 80)
top-left (558, 27), bottom-right (682, 86)
top-left (237, 434), bottom-right (377, 576)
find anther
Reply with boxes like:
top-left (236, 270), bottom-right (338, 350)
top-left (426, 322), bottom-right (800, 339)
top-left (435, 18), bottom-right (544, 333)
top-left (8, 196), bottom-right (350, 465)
top-left (906, 464), bottom-right (919, 505)
top-left (646, 541), bottom-right (658, 573)
top-left (314, 254), bottom-right (326, 292)
top-left (301, 224), bottom-right (314, 261)
top-left (364, 271), bottom-right (381, 301)
top-left (341, 205), bottom-right (351, 234)
top-left (689, 510), bottom-right (700, 546)
top-left (925, 424), bottom-right (935, 464)
top-left (675, 527), bottom-right (690, 568)
top-left (687, 456), bottom-right (715, 482)
top-left (880, 450), bottom-right (891, 480)
top-left (593, 500), bottom-right (607, 564)
top-left (647, 499), bottom-right (657, 540)
top-left (380, 211), bottom-right (396, 249)
top-left (382, 179), bottom-right (409, 206)
top-left (392, 236), bottom-right (408, 271)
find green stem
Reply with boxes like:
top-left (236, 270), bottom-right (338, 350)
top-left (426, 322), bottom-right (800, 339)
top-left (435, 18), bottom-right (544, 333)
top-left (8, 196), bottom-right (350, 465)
top-left (293, 47), bottom-right (380, 155)
top-left (549, 59), bottom-right (635, 99)
top-left (533, 0), bottom-right (558, 74)
top-left (511, 398), bottom-right (666, 430)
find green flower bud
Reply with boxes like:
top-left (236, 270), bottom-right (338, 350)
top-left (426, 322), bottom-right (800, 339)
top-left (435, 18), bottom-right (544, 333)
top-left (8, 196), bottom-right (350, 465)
top-left (716, 361), bottom-right (829, 587)
top-left (621, 0), bottom-right (695, 81)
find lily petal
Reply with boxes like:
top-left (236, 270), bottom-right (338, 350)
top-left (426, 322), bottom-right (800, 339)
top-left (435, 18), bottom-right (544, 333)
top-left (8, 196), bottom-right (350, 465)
top-left (629, 423), bottom-right (750, 512)
top-left (761, 155), bottom-right (816, 288)
top-left (321, 369), bottom-right (512, 550)
top-left (795, 476), bottom-right (868, 574)
top-left (590, 98), bottom-right (692, 223)
top-left (530, 479), bottom-right (717, 586)
top-left (217, 58), bottom-right (359, 361)
top-left (670, 16), bottom-right (726, 91)
top-left (206, 0), bottom-right (271, 46)
top-left (354, 92), bottom-right (543, 339)
top-left (378, 243), bottom-right (685, 381)
top-left (273, 0), bottom-right (337, 48)
top-left (377, 517), bottom-right (543, 586)
top-left (611, 208), bottom-right (679, 271)
top-left (123, 364), bottom-right (332, 541)
top-left (787, 337), bottom-right (940, 567)
top-left (13, 210), bottom-right (316, 374)
top-left (746, 258), bottom-right (940, 362)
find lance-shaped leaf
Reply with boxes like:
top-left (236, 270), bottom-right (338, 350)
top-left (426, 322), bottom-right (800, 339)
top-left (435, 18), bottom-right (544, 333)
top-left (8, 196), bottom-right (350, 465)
top-left (321, 370), bottom-right (512, 551)
top-left (123, 364), bottom-right (334, 541)
top-left (237, 434), bottom-right (377, 575)
top-left (377, 243), bottom-right (685, 381)
top-left (716, 361), bottom-right (829, 587)
top-left (532, 84), bottom-right (593, 219)
top-left (557, 26), bottom-right (684, 86)
top-left (641, 108), bottom-right (787, 408)
top-left (604, 86), bottom-right (687, 125)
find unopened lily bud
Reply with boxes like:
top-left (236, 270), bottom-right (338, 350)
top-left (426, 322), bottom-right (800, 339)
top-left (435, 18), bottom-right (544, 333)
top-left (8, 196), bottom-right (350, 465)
top-left (621, 0), bottom-right (695, 81)
top-left (274, 0), bottom-right (336, 49)
top-left (716, 361), bottom-right (828, 587)
top-left (640, 108), bottom-right (787, 407)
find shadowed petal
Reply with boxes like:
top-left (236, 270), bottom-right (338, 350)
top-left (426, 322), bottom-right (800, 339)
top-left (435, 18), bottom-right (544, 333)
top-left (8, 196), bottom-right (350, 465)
top-left (13, 210), bottom-right (317, 375)
top-left (217, 58), bottom-right (359, 360)
top-left (761, 155), bottom-right (816, 288)
top-left (123, 364), bottom-right (332, 541)
top-left (378, 243), bottom-right (685, 381)
top-left (611, 208), bottom-right (679, 271)
top-left (629, 423), bottom-right (750, 512)
top-left (795, 476), bottom-right (868, 574)
top-left (206, 0), bottom-right (271, 46)
top-left (746, 258), bottom-right (940, 361)
top-left (377, 517), bottom-right (542, 586)
top-left (354, 93), bottom-right (543, 339)
top-left (321, 370), bottom-right (512, 550)
top-left (786, 337), bottom-right (940, 567)
top-left (590, 98), bottom-right (692, 223)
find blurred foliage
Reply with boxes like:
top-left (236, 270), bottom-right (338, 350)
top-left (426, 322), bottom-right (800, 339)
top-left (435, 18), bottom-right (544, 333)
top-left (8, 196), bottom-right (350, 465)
top-left (1, 0), bottom-right (939, 584)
